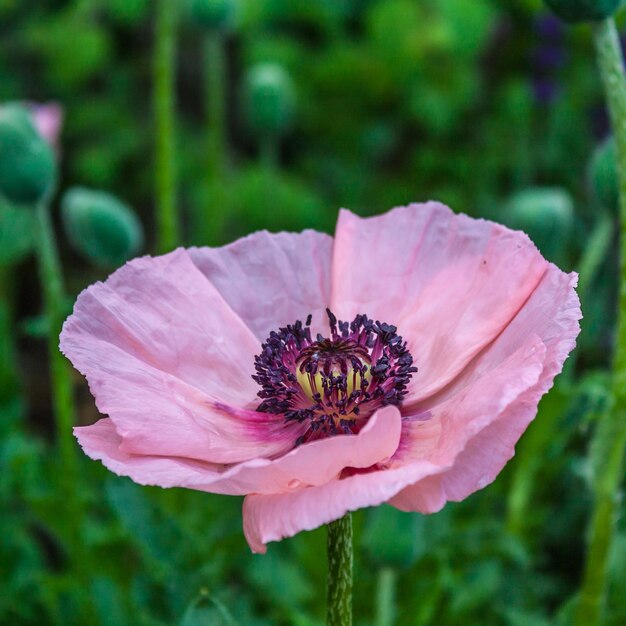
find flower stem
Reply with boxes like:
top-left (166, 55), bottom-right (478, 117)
top-left (576, 212), bottom-right (614, 306)
top-left (154, 0), bottom-right (180, 253)
top-left (327, 513), bottom-right (353, 626)
top-left (198, 31), bottom-right (228, 245)
top-left (36, 200), bottom-right (87, 574)
top-left (561, 211), bottom-right (615, 379)
top-left (35, 201), bottom-right (76, 475)
top-left (375, 567), bottom-right (397, 626)
top-left (260, 134), bottom-right (279, 171)
top-left (206, 31), bottom-right (227, 179)
top-left (0, 266), bottom-right (21, 423)
top-left (576, 17), bottom-right (626, 626)
top-left (506, 386), bottom-right (567, 537)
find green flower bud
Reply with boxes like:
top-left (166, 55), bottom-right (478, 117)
top-left (188, 0), bottom-right (237, 31)
top-left (589, 137), bottom-right (618, 214)
top-left (506, 187), bottom-right (574, 262)
top-left (243, 63), bottom-right (296, 139)
top-left (544, 0), bottom-right (621, 23)
top-left (61, 187), bottom-right (144, 267)
top-left (0, 104), bottom-right (56, 205)
top-left (0, 103), bottom-right (38, 135)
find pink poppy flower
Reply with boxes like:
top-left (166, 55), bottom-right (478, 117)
top-left (61, 203), bottom-right (581, 553)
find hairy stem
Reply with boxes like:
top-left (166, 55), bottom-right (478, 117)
top-left (327, 514), bottom-right (353, 626)
top-left (576, 17), bottom-right (626, 626)
top-left (154, 0), bottom-right (180, 252)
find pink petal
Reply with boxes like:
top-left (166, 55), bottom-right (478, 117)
top-left (189, 230), bottom-right (333, 340)
top-left (389, 336), bottom-right (545, 510)
top-left (388, 474), bottom-right (447, 514)
top-left (390, 265), bottom-right (580, 511)
top-left (243, 455), bottom-right (443, 554)
top-left (330, 204), bottom-right (549, 403)
top-left (75, 406), bottom-right (401, 497)
top-left (61, 249), bottom-right (299, 464)
top-left (30, 102), bottom-right (63, 147)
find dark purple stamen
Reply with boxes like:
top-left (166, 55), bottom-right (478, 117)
top-left (253, 309), bottom-right (417, 445)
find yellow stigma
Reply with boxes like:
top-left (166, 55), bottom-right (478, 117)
top-left (296, 351), bottom-right (372, 407)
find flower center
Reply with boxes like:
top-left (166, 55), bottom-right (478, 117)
top-left (253, 309), bottom-right (417, 445)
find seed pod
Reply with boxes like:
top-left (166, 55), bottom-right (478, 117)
top-left (506, 187), bottom-right (574, 262)
top-left (61, 187), bottom-right (144, 267)
top-left (189, 0), bottom-right (237, 32)
top-left (544, 0), bottom-right (621, 23)
top-left (589, 137), bottom-right (619, 214)
top-left (0, 104), bottom-right (56, 205)
top-left (242, 63), bottom-right (296, 139)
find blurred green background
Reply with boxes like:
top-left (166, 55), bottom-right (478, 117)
top-left (1, 0), bottom-right (624, 624)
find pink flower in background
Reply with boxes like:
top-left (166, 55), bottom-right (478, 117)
top-left (61, 203), bottom-right (581, 553)
top-left (29, 102), bottom-right (63, 147)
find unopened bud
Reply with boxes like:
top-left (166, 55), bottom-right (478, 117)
top-left (544, 0), bottom-right (621, 23)
top-left (506, 187), bottom-right (574, 262)
top-left (0, 104), bottom-right (56, 204)
top-left (61, 187), bottom-right (144, 267)
top-left (189, 0), bottom-right (237, 32)
top-left (242, 63), bottom-right (296, 139)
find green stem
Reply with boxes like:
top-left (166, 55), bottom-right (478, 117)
top-left (327, 514), bottom-right (353, 626)
top-left (576, 17), bottom-right (626, 626)
top-left (35, 202), bottom-right (76, 471)
top-left (260, 134), bottom-right (279, 172)
top-left (506, 386), bottom-right (567, 537)
top-left (577, 211), bottom-right (614, 306)
top-left (154, 0), bottom-right (180, 253)
top-left (197, 31), bottom-right (228, 245)
top-left (260, 135), bottom-right (279, 238)
top-left (36, 201), bottom-right (86, 570)
top-left (206, 32), bottom-right (227, 178)
top-left (375, 567), bottom-right (396, 626)
top-left (563, 211), bottom-right (615, 379)
top-left (0, 266), bottom-right (22, 425)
